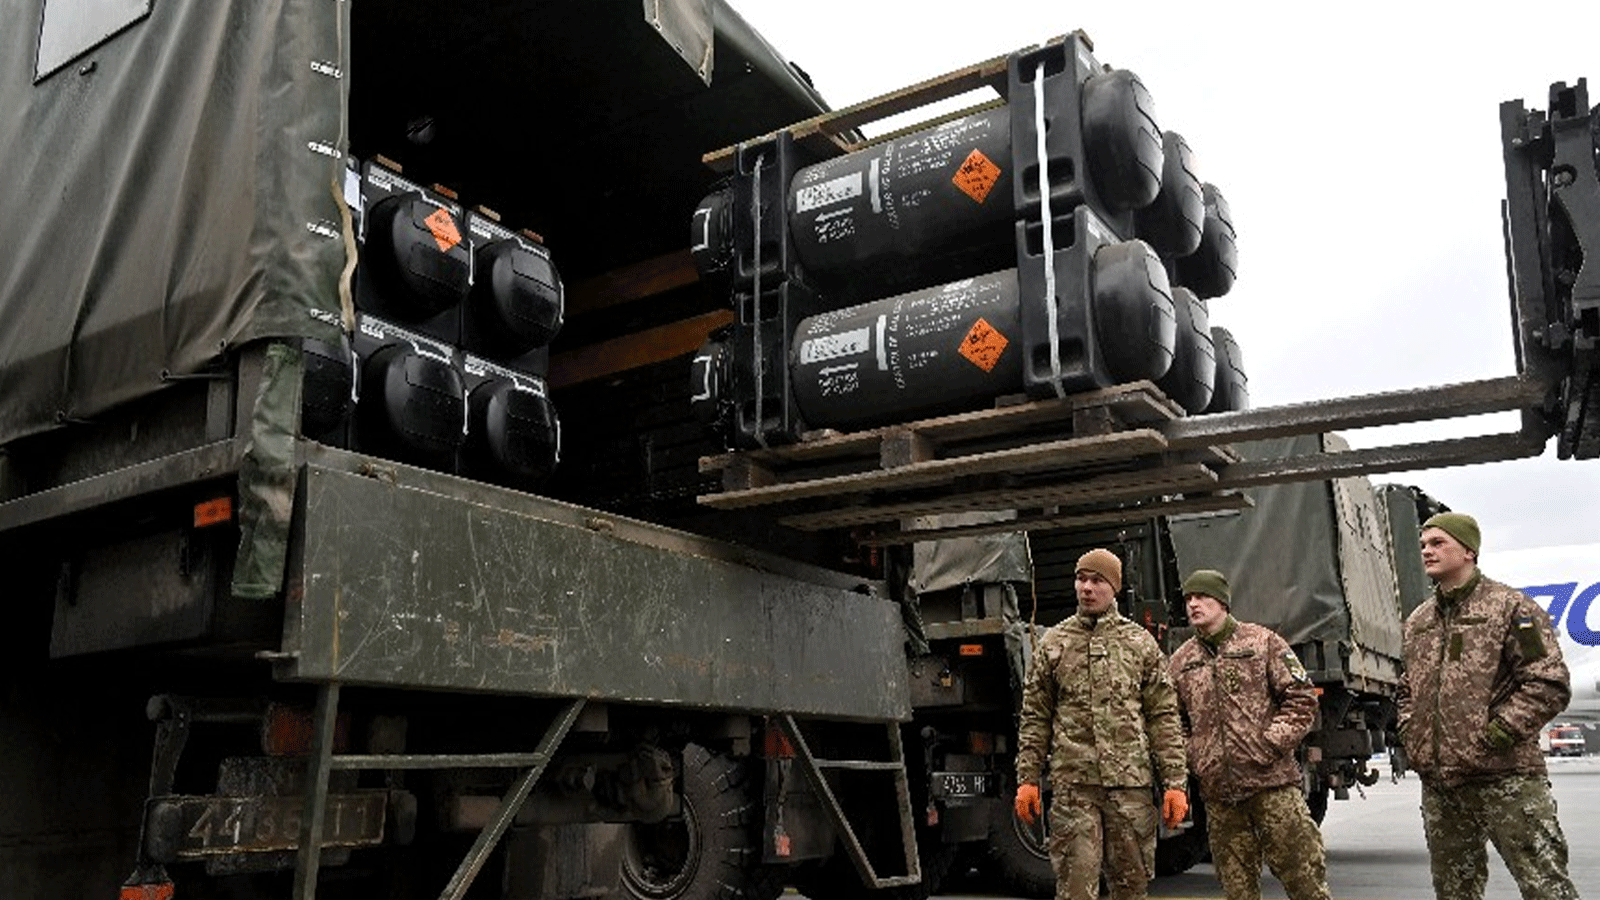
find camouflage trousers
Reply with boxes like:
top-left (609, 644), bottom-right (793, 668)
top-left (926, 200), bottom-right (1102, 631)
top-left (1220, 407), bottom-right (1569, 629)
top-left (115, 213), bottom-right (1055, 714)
top-left (1046, 783), bottom-right (1155, 900)
top-left (1205, 784), bottom-right (1329, 900)
top-left (1419, 774), bottom-right (1580, 900)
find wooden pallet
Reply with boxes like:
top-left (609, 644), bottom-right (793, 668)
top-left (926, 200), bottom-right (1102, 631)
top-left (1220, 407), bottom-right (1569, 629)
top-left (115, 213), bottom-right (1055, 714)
top-left (697, 382), bottom-right (1249, 544)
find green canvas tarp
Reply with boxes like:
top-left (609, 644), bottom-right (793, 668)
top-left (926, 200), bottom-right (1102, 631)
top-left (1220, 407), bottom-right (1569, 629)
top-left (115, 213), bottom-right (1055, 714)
top-left (0, 0), bottom-right (350, 446)
top-left (0, 0), bottom-right (829, 450)
top-left (1167, 434), bottom-right (1406, 689)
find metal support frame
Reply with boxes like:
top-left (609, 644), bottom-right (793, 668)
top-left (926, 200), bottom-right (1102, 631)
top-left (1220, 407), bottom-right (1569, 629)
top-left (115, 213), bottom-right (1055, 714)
top-left (437, 699), bottom-right (583, 900)
top-left (292, 683), bottom-right (342, 900)
top-left (290, 689), bottom-right (585, 900)
top-left (1158, 375), bottom-right (1544, 448)
top-left (777, 715), bottom-right (920, 890)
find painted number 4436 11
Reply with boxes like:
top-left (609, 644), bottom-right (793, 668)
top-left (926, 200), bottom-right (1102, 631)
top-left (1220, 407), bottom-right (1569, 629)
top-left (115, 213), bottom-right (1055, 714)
top-left (148, 792), bottom-right (387, 861)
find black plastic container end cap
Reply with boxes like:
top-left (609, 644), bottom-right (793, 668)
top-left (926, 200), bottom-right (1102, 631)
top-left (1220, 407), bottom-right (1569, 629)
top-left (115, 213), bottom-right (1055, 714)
top-left (364, 193), bottom-right (472, 320)
top-left (471, 239), bottom-right (564, 354)
top-left (359, 344), bottom-right (466, 463)
top-left (1091, 239), bottom-right (1177, 384)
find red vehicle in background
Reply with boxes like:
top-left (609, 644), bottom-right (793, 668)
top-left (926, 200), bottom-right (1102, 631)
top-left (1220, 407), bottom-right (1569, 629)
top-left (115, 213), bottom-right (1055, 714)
top-left (1548, 724), bottom-right (1587, 757)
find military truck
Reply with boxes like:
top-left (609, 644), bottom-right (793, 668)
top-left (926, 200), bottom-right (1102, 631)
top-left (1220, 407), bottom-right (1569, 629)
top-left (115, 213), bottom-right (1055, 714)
top-left (5, 1), bottom-right (1597, 898)
top-left (1, 4), bottom-right (937, 898)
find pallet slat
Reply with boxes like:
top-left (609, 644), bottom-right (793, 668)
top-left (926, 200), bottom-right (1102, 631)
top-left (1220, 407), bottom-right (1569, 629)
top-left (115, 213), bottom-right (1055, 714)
top-left (695, 382), bottom-right (1238, 540)
top-left (698, 381), bottom-right (1183, 480)
top-left (778, 463), bottom-right (1218, 530)
top-left (700, 429), bottom-right (1168, 510)
top-left (856, 493), bottom-right (1254, 547)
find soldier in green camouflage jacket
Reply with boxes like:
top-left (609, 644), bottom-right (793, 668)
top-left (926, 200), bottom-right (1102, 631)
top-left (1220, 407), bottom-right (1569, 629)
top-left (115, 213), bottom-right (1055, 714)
top-left (1013, 549), bottom-right (1188, 900)
top-left (1168, 568), bottom-right (1328, 900)
top-left (1398, 512), bottom-right (1580, 900)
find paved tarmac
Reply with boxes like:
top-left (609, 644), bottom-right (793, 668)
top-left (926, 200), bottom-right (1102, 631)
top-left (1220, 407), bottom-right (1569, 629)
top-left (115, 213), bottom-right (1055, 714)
top-left (915, 756), bottom-right (1600, 900)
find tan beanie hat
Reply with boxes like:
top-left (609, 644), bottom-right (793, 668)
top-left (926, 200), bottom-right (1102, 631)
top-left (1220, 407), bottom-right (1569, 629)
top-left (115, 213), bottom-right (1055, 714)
top-left (1075, 548), bottom-right (1123, 593)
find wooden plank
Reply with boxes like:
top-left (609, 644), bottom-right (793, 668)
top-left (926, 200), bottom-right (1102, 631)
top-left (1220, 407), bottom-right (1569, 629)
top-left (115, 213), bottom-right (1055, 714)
top-left (779, 464), bottom-right (1218, 530)
top-left (856, 493), bottom-right (1254, 547)
top-left (698, 429), bottom-right (1168, 510)
top-left (697, 382), bottom-right (1179, 476)
top-left (703, 53), bottom-right (1013, 172)
top-left (721, 455), bottom-right (777, 493)
top-left (880, 427), bottom-right (937, 469)
top-left (924, 618), bottom-right (1008, 641)
top-left (547, 309), bottom-right (733, 389)
top-left (910, 382), bottom-right (1178, 443)
top-left (564, 250), bottom-right (699, 317)
top-left (700, 431), bottom-right (883, 474)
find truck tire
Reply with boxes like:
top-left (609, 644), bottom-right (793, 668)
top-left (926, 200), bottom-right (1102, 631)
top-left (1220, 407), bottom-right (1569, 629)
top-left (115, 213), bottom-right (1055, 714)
top-left (621, 743), bottom-right (782, 900)
top-left (985, 798), bottom-right (1054, 898)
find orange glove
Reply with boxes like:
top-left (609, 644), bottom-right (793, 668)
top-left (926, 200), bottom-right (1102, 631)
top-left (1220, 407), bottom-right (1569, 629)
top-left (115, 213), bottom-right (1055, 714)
top-left (1161, 788), bottom-right (1189, 829)
top-left (1014, 782), bottom-right (1042, 825)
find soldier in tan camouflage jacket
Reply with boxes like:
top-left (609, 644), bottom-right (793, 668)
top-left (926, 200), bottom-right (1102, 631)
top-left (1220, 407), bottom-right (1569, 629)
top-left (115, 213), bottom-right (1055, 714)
top-left (1398, 512), bottom-right (1579, 900)
top-left (1013, 549), bottom-right (1188, 900)
top-left (1168, 569), bottom-right (1328, 900)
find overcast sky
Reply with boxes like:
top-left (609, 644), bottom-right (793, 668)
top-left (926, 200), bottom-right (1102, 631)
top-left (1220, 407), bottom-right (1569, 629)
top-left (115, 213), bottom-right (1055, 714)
top-left (733, 0), bottom-right (1599, 554)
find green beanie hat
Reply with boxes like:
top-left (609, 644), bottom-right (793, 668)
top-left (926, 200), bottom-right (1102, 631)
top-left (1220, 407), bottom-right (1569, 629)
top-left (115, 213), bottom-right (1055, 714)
top-left (1181, 569), bottom-right (1231, 606)
top-left (1422, 512), bottom-right (1480, 554)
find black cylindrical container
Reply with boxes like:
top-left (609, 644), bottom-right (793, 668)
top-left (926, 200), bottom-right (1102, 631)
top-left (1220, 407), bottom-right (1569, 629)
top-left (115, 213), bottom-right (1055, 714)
top-left (1206, 326), bottom-right (1249, 413)
top-left (1156, 288), bottom-right (1215, 415)
top-left (1135, 131), bottom-right (1204, 258)
top-left (467, 237), bottom-right (564, 357)
top-left (357, 343), bottom-right (466, 466)
top-left (692, 68), bottom-right (1168, 303)
top-left (1091, 241), bottom-right (1177, 385)
top-left (789, 270), bottom-right (1024, 431)
top-left (300, 335), bottom-right (356, 441)
top-left (363, 193), bottom-right (472, 321)
top-left (1174, 184), bottom-right (1238, 299)
top-left (787, 106), bottom-right (1017, 288)
top-left (1080, 68), bottom-right (1165, 212)
top-left (688, 331), bottom-right (732, 434)
top-left (464, 379), bottom-right (560, 488)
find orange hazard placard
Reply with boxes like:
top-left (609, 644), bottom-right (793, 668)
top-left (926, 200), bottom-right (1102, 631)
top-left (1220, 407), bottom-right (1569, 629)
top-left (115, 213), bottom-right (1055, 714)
top-left (952, 149), bottom-right (1002, 204)
top-left (424, 207), bottom-right (462, 252)
top-left (959, 317), bottom-right (1009, 372)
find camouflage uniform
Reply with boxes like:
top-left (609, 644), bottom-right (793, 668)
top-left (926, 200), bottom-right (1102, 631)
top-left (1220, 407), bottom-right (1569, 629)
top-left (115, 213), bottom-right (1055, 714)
top-left (1015, 609), bottom-right (1186, 900)
top-left (1169, 617), bottom-right (1327, 900)
top-left (1398, 570), bottom-right (1580, 900)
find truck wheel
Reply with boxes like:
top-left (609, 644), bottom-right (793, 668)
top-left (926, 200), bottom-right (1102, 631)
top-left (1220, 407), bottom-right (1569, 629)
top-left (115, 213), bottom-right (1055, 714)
top-left (985, 798), bottom-right (1054, 898)
top-left (621, 743), bottom-right (782, 900)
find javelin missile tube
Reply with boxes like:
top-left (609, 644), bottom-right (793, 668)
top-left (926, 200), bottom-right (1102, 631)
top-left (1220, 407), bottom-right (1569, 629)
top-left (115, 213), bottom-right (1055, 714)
top-left (691, 35), bottom-right (1246, 449)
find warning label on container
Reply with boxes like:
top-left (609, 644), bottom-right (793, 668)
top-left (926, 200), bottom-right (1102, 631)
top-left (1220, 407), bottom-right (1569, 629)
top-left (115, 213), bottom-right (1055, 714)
top-left (424, 206), bottom-right (462, 252)
top-left (958, 317), bottom-right (1008, 372)
top-left (951, 149), bottom-right (1001, 204)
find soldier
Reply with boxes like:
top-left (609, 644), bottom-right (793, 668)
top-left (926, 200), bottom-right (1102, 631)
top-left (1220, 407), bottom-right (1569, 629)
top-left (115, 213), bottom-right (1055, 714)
top-left (1398, 512), bottom-right (1581, 900)
top-left (1167, 569), bottom-right (1329, 900)
top-left (1013, 548), bottom-right (1188, 900)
